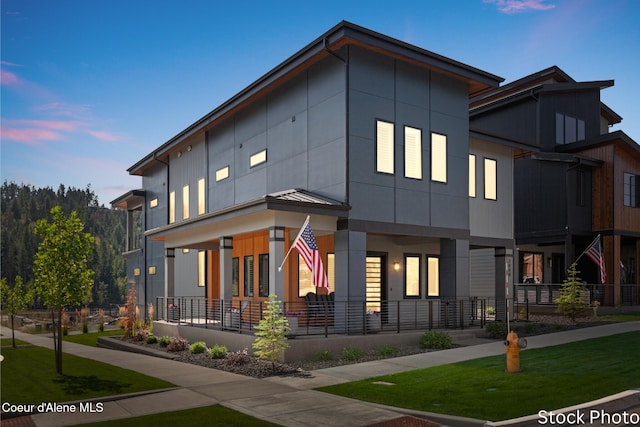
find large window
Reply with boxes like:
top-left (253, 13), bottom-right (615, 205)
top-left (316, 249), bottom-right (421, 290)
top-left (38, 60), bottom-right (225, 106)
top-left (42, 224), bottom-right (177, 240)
top-left (258, 254), bottom-right (269, 297)
top-left (624, 173), bottom-right (639, 207)
top-left (404, 126), bottom-right (422, 179)
top-left (484, 158), bottom-right (497, 200)
top-left (298, 254), bottom-right (314, 297)
top-left (555, 113), bottom-right (585, 144)
top-left (404, 255), bottom-right (421, 297)
top-left (469, 154), bottom-right (476, 197)
top-left (427, 256), bottom-right (439, 297)
top-left (376, 120), bottom-right (394, 174)
top-left (244, 255), bottom-right (254, 297)
top-left (431, 132), bottom-right (447, 183)
top-left (520, 252), bottom-right (543, 283)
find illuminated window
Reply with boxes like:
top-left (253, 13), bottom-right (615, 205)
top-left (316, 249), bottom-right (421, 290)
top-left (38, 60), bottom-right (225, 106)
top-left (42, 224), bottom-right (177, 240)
top-left (327, 253), bottom-right (335, 293)
top-left (149, 198), bottom-right (158, 208)
top-left (133, 268), bottom-right (141, 276)
top-left (258, 254), bottom-right (269, 297)
top-left (182, 248), bottom-right (190, 254)
top-left (198, 178), bottom-right (205, 215)
top-left (427, 256), bottom-right (439, 297)
top-left (520, 252), bottom-right (543, 283)
top-left (484, 158), bottom-right (497, 200)
top-left (197, 251), bottom-right (206, 287)
top-left (182, 185), bottom-right (190, 219)
top-left (215, 166), bottom-right (229, 182)
top-left (298, 254), bottom-right (314, 297)
top-left (169, 191), bottom-right (175, 224)
top-left (250, 150), bottom-right (267, 167)
top-left (469, 154), bottom-right (476, 197)
top-left (431, 132), bottom-right (447, 183)
top-left (244, 255), bottom-right (254, 297)
top-left (376, 120), bottom-right (394, 174)
top-left (405, 255), bottom-right (421, 297)
top-left (148, 266), bottom-right (157, 275)
top-left (404, 126), bottom-right (422, 179)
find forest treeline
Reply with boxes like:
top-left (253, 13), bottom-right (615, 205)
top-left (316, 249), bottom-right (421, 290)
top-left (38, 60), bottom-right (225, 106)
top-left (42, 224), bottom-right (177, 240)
top-left (1, 181), bottom-right (127, 307)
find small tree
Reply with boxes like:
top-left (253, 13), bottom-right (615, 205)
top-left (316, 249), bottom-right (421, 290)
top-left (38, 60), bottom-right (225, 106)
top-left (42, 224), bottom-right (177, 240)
top-left (555, 262), bottom-right (586, 321)
top-left (33, 206), bottom-right (94, 374)
top-left (252, 294), bottom-right (289, 371)
top-left (0, 276), bottom-right (33, 347)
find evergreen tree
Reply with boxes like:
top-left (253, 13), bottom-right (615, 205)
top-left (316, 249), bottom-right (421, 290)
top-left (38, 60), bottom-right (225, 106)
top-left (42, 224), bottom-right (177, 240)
top-left (252, 294), bottom-right (290, 371)
top-left (555, 262), bottom-right (586, 321)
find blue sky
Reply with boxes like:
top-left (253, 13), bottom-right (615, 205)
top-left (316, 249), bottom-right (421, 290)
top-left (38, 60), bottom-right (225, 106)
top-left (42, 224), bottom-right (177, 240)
top-left (2, 0), bottom-right (639, 206)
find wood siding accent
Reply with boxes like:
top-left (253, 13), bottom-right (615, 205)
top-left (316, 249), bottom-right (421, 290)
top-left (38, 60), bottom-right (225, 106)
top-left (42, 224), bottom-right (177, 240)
top-left (233, 230), bottom-right (269, 300)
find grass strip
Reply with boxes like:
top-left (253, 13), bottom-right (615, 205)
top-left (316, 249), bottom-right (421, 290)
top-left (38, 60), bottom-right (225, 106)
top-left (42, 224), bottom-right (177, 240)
top-left (318, 331), bottom-right (640, 421)
top-left (62, 329), bottom-right (124, 347)
top-left (1, 346), bottom-right (175, 404)
top-left (76, 404), bottom-right (280, 427)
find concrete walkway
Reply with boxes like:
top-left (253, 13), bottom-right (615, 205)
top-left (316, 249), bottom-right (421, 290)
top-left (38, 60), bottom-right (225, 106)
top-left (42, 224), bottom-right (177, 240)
top-left (1, 322), bottom-right (639, 427)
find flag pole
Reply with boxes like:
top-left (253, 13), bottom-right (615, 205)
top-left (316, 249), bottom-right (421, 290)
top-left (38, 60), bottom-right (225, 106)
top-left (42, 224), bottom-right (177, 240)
top-left (575, 234), bottom-right (600, 264)
top-left (278, 216), bottom-right (310, 272)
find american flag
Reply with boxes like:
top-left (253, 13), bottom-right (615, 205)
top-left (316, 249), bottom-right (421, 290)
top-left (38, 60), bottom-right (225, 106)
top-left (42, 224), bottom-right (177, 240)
top-left (583, 235), bottom-right (606, 284)
top-left (293, 219), bottom-right (329, 289)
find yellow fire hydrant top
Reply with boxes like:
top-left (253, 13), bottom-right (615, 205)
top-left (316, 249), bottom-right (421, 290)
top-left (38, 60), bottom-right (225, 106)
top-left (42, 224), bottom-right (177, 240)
top-left (505, 330), bottom-right (527, 373)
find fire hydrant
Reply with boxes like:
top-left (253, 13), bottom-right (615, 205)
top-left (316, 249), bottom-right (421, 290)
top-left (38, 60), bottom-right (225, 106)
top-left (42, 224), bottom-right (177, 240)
top-left (504, 330), bottom-right (527, 373)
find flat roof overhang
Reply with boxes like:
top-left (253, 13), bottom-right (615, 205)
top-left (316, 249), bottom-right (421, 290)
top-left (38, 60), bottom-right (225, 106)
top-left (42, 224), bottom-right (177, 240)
top-left (145, 190), bottom-right (350, 249)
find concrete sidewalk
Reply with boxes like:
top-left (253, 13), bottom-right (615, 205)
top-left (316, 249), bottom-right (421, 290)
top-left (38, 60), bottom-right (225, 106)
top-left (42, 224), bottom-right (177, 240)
top-left (1, 322), bottom-right (639, 427)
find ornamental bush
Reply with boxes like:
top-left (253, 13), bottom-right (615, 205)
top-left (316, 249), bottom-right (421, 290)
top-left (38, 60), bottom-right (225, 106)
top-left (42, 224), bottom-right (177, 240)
top-left (209, 344), bottom-right (228, 359)
top-left (166, 336), bottom-right (189, 352)
top-left (224, 348), bottom-right (251, 366)
top-left (158, 336), bottom-right (171, 347)
top-left (190, 341), bottom-right (208, 354)
top-left (420, 331), bottom-right (452, 349)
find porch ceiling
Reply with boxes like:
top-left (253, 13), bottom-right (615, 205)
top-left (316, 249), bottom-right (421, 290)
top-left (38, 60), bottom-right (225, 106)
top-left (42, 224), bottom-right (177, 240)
top-left (145, 189), bottom-right (348, 249)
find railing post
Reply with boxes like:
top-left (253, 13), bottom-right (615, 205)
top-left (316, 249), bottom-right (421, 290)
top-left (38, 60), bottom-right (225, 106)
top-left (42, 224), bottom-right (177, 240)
top-left (397, 301), bottom-right (401, 333)
top-left (428, 300), bottom-right (433, 330)
top-left (459, 300), bottom-right (464, 330)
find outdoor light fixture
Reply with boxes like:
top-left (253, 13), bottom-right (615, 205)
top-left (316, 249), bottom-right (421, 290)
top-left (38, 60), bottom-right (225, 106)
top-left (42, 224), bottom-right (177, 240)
top-left (393, 261), bottom-right (401, 271)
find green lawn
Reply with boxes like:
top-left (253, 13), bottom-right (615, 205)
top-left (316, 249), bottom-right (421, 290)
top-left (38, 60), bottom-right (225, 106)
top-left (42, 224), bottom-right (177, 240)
top-left (1, 346), bottom-right (175, 404)
top-left (318, 331), bottom-right (640, 422)
top-left (63, 329), bottom-right (124, 346)
top-left (1, 337), bottom-right (30, 347)
top-left (77, 404), bottom-right (280, 427)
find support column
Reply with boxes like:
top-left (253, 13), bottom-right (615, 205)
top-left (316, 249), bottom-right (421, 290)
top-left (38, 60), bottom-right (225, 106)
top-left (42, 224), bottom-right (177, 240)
top-left (495, 247), bottom-right (514, 322)
top-left (269, 226), bottom-right (286, 299)
top-left (334, 229), bottom-right (367, 333)
top-left (439, 238), bottom-right (470, 300)
top-left (219, 237), bottom-right (233, 301)
top-left (164, 248), bottom-right (175, 299)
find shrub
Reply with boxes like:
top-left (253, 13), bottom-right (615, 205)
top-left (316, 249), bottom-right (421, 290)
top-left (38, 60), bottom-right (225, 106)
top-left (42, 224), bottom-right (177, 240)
top-left (145, 335), bottom-right (158, 344)
top-left (190, 341), bottom-right (208, 354)
top-left (379, 344), bottom-right (396, 357)
top-left (225, 348), bottom-right (251, 366)
top-left (209, 344), bottom-right (228, 359)
top-left (252, 294), bottom-right (289, 371)
top-left (485, 321), bottom-right (509, 339)
top-left (158, 336), bottom-right (171, 347)
top-left (342, 347), bottom-right (364, 361)
top-left (166, 336), bottom-right (189, 352)
top-left (485, 306), bottom-right (496, 315)
top-left (316, 350), bottom-right (333, 361)
top-left (420, 331), bottom-right (452, 349)
top-left (555, 262), bottom-right (587, 321)
top-left (133, 329), bottom-right (150, 342)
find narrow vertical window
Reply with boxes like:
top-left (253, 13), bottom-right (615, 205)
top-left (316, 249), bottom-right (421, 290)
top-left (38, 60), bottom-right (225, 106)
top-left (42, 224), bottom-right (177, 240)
top-left (427, 256), bottom-right (439, 297)
top-left (469, 154), bottom-right (476, 197)
top-left (404, 255), bottom-right (421, 297)
top-left (484, 158), bottom-right (497, 200)
top-left (258, 254), bottom-right (269, 297)
top-left (182, 185), bottom-right (189, 220)
top-left (376, 120), bottom-right (394, 174)
top-left (555, 113), bottom-right (564, 144)
top-left (431, 132), bottom-right (447, 183)
top-left (197, 251), bottom-right (206, 287)
top-left (327, 253), bottom-right (335, 293)
top-left (244, 255), bottom-right (254, 297)
top-left (198, 178), bottom-right (205, 215)
top-left (404, 126), bottom-right (422, 179)
top-left (169, 191), bottom-right (175, 224)
top-left (232, 257), bottom-right (239, 297)
top-left (298, 254), bottom-right (314, 297)
top-left (565, 116), bottom-right (577, 143)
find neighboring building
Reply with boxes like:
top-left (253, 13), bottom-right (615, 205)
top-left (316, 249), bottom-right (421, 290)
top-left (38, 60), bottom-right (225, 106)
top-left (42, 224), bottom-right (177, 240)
top-left (470, 66), bottom-right (640, 305)
top-left (112, 21), bottom-right (531, 329)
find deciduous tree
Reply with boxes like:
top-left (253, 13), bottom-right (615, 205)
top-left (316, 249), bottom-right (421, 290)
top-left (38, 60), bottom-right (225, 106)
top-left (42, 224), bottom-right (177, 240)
top-left (33, 206), bottom-right (94, 374)
top-left (0, 275), bottom-right (32, 347)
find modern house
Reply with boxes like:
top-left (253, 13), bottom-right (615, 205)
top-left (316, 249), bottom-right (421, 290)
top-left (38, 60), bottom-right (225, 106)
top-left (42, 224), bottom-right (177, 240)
top-left (112, 21), bottom-right (535, 333)
top-left (470, 66), bottom-right (640, 306)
